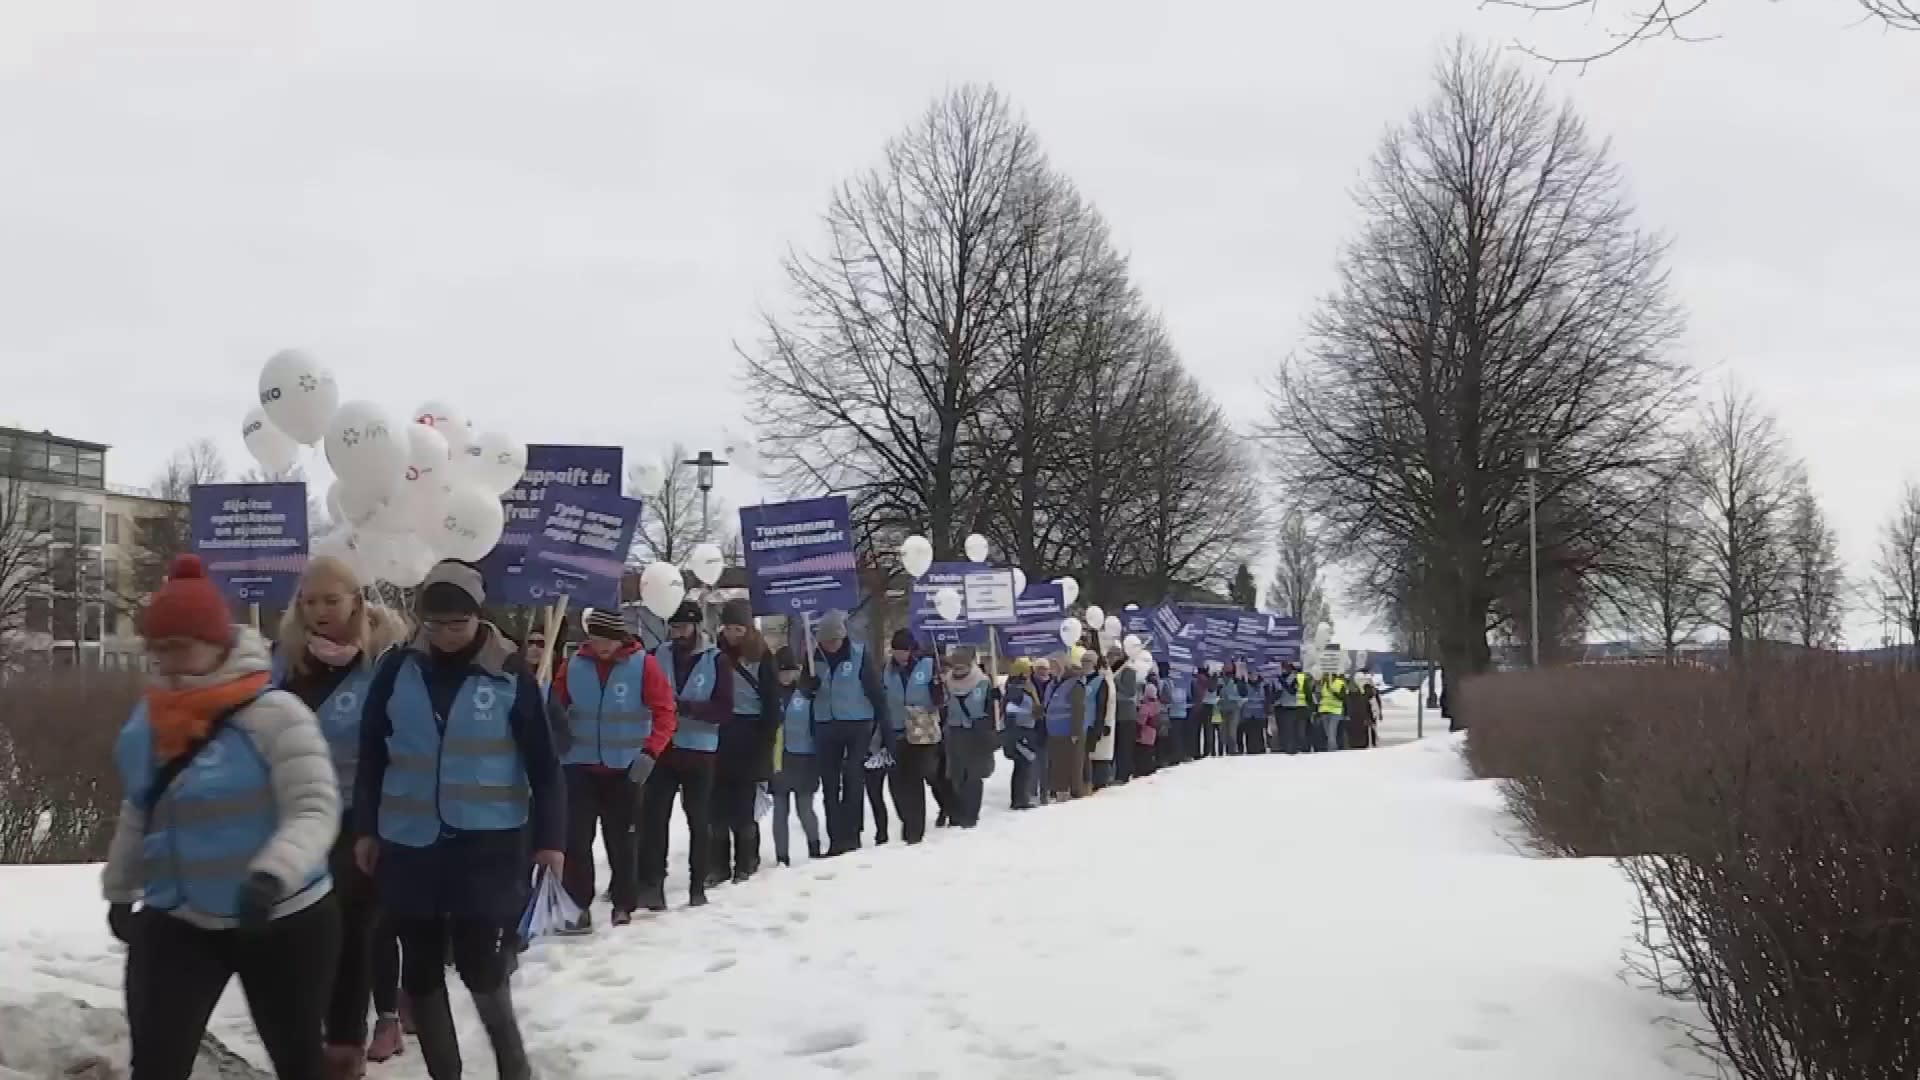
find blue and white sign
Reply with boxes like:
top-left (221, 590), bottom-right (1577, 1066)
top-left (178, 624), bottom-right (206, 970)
top-left (1001, 583), bottom-right (1066, 660)
top-left (512, 490), bottom-right (644, 608)
top-left (482, 444), bottom-right (624, 599)
top-left (190, 482), bottom-right (309, 608)
top-left (738, 496), bottom-right (859, 617)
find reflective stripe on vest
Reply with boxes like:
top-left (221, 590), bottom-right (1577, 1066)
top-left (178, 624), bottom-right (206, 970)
top-left (731, 658), bottom-right (764, 719)
top-left (561, 652), bottom-right (655, 769)
top-left (943, 683), bottom-right (988, 730)
top-left (116, 700), bottom-right (328, 919)
top-left (378, 657), bottom-right (529, 847)
top-left (655, 643), bottom-right (720, 751)
top-left (782, 690), bottom-right (816, 755)
top-left (1319, 678), bottom-right (1347, 715)
top-left (883, 657), bottom-right (935, 732)
top-left (1004, 683), bottom-right (1038, 729)
top-left (813, 642), bottom-right (874, 723)
top-left (1042, 678), bottom-right (1075, 737)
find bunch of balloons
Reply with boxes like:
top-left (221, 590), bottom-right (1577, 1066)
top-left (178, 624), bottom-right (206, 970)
top-left (247, 349), bottom-right (528, 588)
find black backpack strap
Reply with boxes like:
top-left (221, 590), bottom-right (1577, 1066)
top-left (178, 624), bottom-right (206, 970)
top-left (731, 657), bottom-right (762, 696)
top-left (140, 695), bottom-right (263, 819)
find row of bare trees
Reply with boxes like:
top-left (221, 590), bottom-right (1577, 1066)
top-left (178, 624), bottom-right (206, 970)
top-left (746, 86), bottom-right (1261, 601)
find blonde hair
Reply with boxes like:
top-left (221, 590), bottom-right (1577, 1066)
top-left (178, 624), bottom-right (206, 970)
top-left (278, 555), bottom-right (410, 679)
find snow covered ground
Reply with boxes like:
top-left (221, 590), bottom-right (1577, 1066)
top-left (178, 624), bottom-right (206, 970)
top-left (0, 702), bottom-right (1707, 1079)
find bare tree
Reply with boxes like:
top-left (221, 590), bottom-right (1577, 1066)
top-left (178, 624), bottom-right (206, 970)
top-left (123, 439), bottom-right (227, 608)
top-left (0, 457), bottom-right (52, 667)
top-left (1265, 42), bottom-right (1685, 696)
top-left (1690, 385), bottom-right (1800, 660)
top-left (1870, 481), bottom-right (1920, 653)
top-left (1265, 511), bottom-right (1332, 632)
top-left (1778, 484), bottom-right (1845, 650)
top-left (1611, 456), bottom-right (1712, 660)
top-left (1130, 367), bottom-right (1263, 601)
top-left (1486, 0), bottom-right (1919, 66)
top-left (628, 443), bottom-right (733, 567)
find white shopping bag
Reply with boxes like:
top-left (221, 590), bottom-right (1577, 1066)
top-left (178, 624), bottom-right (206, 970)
top-left (517, 866), bottom-right (584, 944)
top-left (753, 781), bottom-right (773, 822)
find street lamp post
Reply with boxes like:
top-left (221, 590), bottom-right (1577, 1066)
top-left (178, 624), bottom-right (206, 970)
top-left (1524, 440), bottom-right (1542, 669)
top-left (681, 449), bottom-right (730, 541)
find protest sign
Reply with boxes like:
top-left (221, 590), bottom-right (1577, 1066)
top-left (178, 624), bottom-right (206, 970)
top-left (190, 482), bottom-right (309, 609)
top-left (908, 561), bottom-right (986, 647)
top-left (1000, 582), bottom-right (1065, 660)
top-left (738, 496), bottom-right (859, 618)
top-left (515, 491), bottom-right (644, 609)
top-left (482, 444), bottom-right (623, 597)
top-left (963, 567), bottom-right (1017, 625)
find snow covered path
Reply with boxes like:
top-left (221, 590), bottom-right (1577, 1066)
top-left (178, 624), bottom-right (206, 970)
top-left (1, 716), bottom-right (1707, 1079)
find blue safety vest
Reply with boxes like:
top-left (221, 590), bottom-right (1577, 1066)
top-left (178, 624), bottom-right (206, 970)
top-left (1043, 677), bottom-right (1076, 737)
top-left (1003, 681), bottom-right (1038, 730)
top-left (377, 656), bottom-right (529, 847)
top-left (559, 652), bottom-right (654, 770)
top-left (812, 643), bottom-right (875, 724)
top-left (729, 655), bottom-right (764, 719)
top-left (654, 642), bottom-right (720, 751)
top-left (116, 697), bottom-right (329, 919)
top-left (943, 682), bottom-right (989, 730)
top-left (1168, 680), bottom-right (1190, 718)
top-left (314, 665), bottom-right (376, 809)
top-left (1082, 672), bottom-right (1107, 728)
top-left (882, 657), bottom-right (935, 732)
top-left (781, 689), bottom-right (816, 756)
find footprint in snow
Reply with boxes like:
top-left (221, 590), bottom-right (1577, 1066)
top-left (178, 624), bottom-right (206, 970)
top-left (608, 1003), bottom-right (652, 1024)
top-left (791, 1024), bottom-right (868, 1056)
top-left (706, 955), bottom-right (738, 973)
top-left (688, 1059), bottom-right (733, 1075)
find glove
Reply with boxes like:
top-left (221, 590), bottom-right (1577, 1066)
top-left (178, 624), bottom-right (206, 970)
top-left (235, 871), bottom-right (282, 930)
top-left (627, 750), bottom-right (657, 789)
top-left (107, 903), bottom-right (138, 944)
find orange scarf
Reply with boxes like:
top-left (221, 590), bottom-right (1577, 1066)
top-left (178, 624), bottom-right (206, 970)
top-left (145, 671), bottom-right (272, 760)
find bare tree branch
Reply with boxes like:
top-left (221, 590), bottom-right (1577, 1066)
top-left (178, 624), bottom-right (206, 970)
top-left (1485, 0), bottom-right (1917, 68)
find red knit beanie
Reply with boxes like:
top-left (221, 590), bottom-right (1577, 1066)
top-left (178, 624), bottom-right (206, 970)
top-left (141, 554), bottom-right (234, 646)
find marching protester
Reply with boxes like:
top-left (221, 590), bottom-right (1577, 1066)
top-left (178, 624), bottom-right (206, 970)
top-left (939, 645), bottom-right (995, 827)
top-left (807, 610), bottom-right (892, 855)
top-left (1135, 681), bottom-right (1161, 778)
top-left (274, 555), bottom-right (407, 1077)
top-left (1109, 648), bottom-right (1139, 785)
top-left (1315, 670), bottom-right (1348, 752)
top-left (1275, 662), bottom-right (1309, 754)
top-left (548, 607), bottom-right (675, 930)
top-left (1041, 651), bottom-right (1085, 799)
top-left (1086, 649), bottom-right (1117, 791)
top-left (1238, 668), bottom-right (1267, 755)
top-left (642, 601), bottom-right (729, 908)
top-left (769, 647), bottom-right (824, 865)
top-left (1002, 657), bottom-right (1049, 809)
top-left (1346, 674), bottom-right (1381, 749)
top-left (1190, 666), bottom-right (1214, 761)
top-left (712, 600), bottom-right (779, 885)
top-left (1162, 667), bottom-right (1190, 769)
top-left (1216, 668), bottom-right (1244, 758)
top-left (882, 630), bottom-right (942, 844)
top-left (353, 559), bottom-right (562, 1080)
top-left (105, 554), bottom-right (340, 1080)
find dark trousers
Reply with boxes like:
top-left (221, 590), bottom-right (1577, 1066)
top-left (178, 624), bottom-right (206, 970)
top-left (888, 742), bottom-right (943, 843)
top-left (864, 768), bottom-right (891, 842)
top-left (638, 747), bottom-right (715, 889)
top-left (1276, 707), bottom-right (1308, 754)
top-left (1240, 716), bottom-right (1268, 755)
top-left (1201, 722), bottom-right (1222, 758)
top-left (371, 916), bottom-right (399, 1015)
top-left (393, 915), bottom-right (510, 997)
top-left (814, 720), bottom-right (875, 852)
top-left (1113, 720), bottom-right (1136, 783)
top-left (1009, 733), bottom-right (1042, 808)
top-left (325, 827), bottom-right (379, 1046)
top-left (1189, 707), bottom-right (1213, 760)
top-left (562, 766), bottom-right (639, 913)
top-left (929, 742), bottom-right (959, 823)
top-left (708, 769), bottom-right (762, 879)
top-left (127, 897), bottom-right (341, 1080)
top-left (1135, 739), bottom-right (1159, 777)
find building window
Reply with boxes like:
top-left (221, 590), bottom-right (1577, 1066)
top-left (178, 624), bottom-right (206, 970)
top-left (27, 496), bottom-right (49, 532)
top-left (26, 594), bottom-right (51, 634)
top-left (53, 500), bottom-right (76, 530)
top-left (78, 449), bottom-right (104, 484)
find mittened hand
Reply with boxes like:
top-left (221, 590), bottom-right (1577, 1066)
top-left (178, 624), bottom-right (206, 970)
top-left (107, 903), bottom-right (138, 944)
top-left (235, 871), bottom-right (283, 929)
top-left (627, 750), bottom-right (657, 788)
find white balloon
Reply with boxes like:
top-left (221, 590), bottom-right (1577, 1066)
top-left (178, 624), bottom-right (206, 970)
top-left (639, 561), bottom-right (687, 619)
top-left (452, 429), bottom-right (527, 497)
top-left (1012, 568), bottom-right (1027, 598)
top-left (963, 533), bottom-right (989, 563)
top-left (1103, 616), bottom-right (1123, 641)
top-left (241, 407), bottom-right (299, 475)
top-left (899, 535), bottom-right (933, 579)
top-left (381, 533), bottom-right (437, 587)
top-left (934, 586), bottom-right (964, 622)
top-left (324, 401), bottom-right (407, 499)
top-left (1132, 652), bottom-right (1154, 676)
top-left (685, 542), bottom-right (725, 587)
top-left (317, 529), bottom-right (378, 583)
top-left (1058, 616), bottom-right (1084, 648)
top-left (434, 485), bottom-right (507, 562)
top-left (324, 485), bottom-right (345, 530)
top-left (257, 349), bottom-right (339, 445)
top-left (1056, 577), bottom-right (1080, 609)
top-left (1122, 633), bottom-right (1144, 658)
top-left (399, 424), bottom-right (453, 533)
top-left (333, 480), bottom-right (409, 534)
top-left (411, 400), bottom-right (474, 454)
top-left (1084, 605), bottom-right (1106, 632)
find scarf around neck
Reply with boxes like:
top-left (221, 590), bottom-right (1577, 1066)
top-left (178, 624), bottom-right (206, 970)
top-left (145, 671), bottom-right (272, 760)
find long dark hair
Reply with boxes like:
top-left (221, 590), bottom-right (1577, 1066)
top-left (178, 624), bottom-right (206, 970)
top-left (725, 623), bottom-right (767, 663)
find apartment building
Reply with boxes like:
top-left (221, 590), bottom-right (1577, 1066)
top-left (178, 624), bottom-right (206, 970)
top-left (0, 425), bottom-right (184, 668)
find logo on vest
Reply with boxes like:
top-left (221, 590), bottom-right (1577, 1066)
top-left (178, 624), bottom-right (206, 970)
top-left (333, 691), bottom-right (359, 715)
top-left (472, 684), bottom-right (498, 714)
top-left (611, 682), bottom-right (630, 701)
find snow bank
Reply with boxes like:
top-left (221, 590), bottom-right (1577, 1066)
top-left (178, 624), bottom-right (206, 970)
top-left (0, 729), bottom-right (1706, 1079)
top-left (0, 993), bottom-right (267, 1079)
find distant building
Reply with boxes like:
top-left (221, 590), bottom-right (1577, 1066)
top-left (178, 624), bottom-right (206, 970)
top-left (0, 425), bottom-right (184, 668)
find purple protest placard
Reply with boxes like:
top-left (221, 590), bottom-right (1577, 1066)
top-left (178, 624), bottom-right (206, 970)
top-left (738, 496), bottom-right (859, 618)
top-left (481, 444), bottom-right (624, 599)
top-left (190, 482), bottom-right (309, 608)
top-left (515, 490), bottom-right (643, 609)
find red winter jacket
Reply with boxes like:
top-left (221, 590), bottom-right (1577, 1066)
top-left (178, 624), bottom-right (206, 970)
top-left (549, 640), bottom-right (678, 767)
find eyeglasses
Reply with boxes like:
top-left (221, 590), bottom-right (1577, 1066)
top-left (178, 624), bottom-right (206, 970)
top-left (423, 616), bottom-right (477, 632)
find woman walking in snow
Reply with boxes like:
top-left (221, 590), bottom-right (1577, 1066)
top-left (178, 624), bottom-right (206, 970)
top-left (275, 555), bottom-right (407, 1078)
top-left (1216, 668), bottom-right (1244, 757)
top-left (939, 646), bottom-right (994, 827)
top-left (770, 647), bottom-right (824, 864)
top-left (105, 554), bottom-right (341, 1080)
top-left (353, 560), bottom-right (563, 1080)
top-left (711, 600), bottom-right (780, 885)
top-left (1135, 682), bottom-right (1161, 778)
top-left (1001, 657), bottom-right (1049, 809)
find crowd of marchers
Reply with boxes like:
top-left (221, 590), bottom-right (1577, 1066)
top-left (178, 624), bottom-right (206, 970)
top-left (97, 551), bottom-right (1385, 1080)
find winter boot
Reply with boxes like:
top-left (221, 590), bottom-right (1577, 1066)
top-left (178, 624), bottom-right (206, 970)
top-left (398, 992), bottom-right (416, 1035)
top-left (409, 989), bottom-right (463, 1080)
top-left (324, 1043), bottom-right (367, 1080)
top-left (638, 881), bottom-right (667, 912)
top-left (688, 886), bottom-right (709, 908)
top-left (610, 908), bottom-right (632, 927)
top-left (556, 912), bottom-right (593, 937)
top-left (473, 984), bottom-right (533, 1080)
top-left (365, 1013), bottom-right (405, 1062)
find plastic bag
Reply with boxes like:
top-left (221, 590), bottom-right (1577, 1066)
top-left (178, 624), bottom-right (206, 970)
top-left (865, 747), bottom-right (895, 771)
top-left (753, 781), bottom-right (773, 822)
top-left (517, 866), bottom-right (584, 944)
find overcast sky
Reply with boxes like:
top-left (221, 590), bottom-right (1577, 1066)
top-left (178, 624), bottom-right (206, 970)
top-left (4, 1), bottom-right (1915, 648)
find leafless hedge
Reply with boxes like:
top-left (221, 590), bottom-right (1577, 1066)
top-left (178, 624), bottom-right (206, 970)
top-left (1465, 661), bottom-right (1920, 1079)
top-left (0, 668), bottom-right (140, 863)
